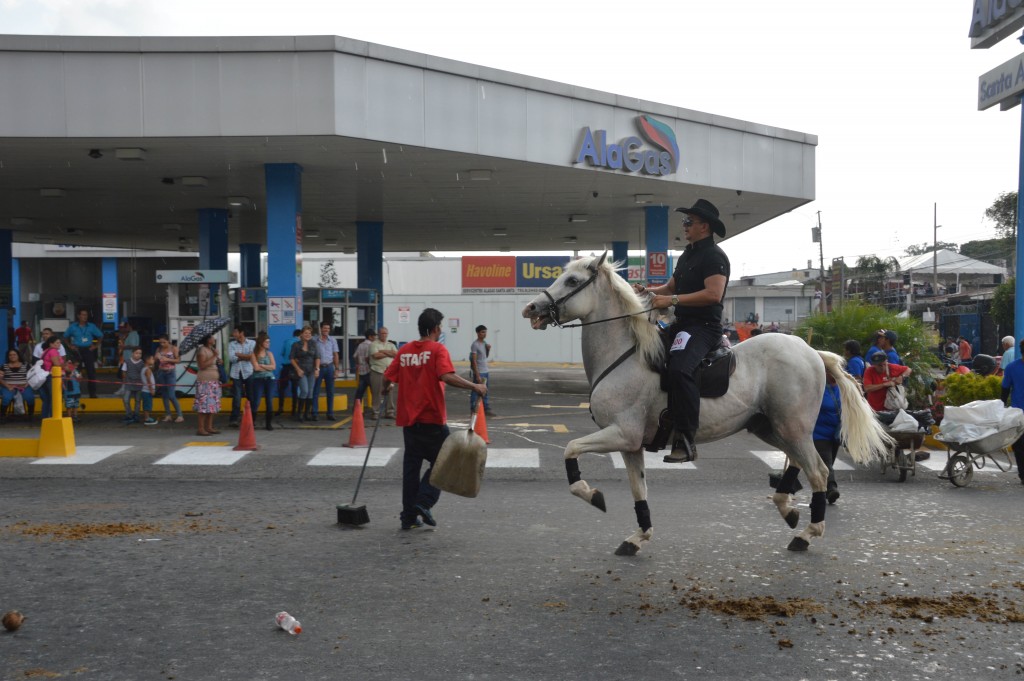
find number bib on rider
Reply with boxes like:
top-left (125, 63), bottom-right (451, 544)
top-left (669, 330), bottom-right (691, 353)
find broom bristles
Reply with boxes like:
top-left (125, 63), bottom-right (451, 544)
top-left (337, 503), bottom-right (370, 526)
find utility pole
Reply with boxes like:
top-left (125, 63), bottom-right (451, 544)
top-left (933, 202), bottom-right (939, 294)
top-left (817, 211), bottom-right (826, 314)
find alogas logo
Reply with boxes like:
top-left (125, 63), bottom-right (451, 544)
top-left (574, 115), bottom-right (679, 176)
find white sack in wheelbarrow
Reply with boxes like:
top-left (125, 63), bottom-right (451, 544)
top-left (889, 409), bottom-right (923, 433)
top-left (430, 428), bottom-right (487, 498)
top-left (938, 399), bottom-right (1024, 445)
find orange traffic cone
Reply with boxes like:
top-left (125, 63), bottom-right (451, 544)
top-left (234, 402), bottom-right (260, 451)
top-left (345, 399), bottom-right (369, 448)
top-left (474, 400), bottom-right (490, 444)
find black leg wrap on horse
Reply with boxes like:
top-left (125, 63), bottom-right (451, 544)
top-left (810, 491), bottom-right (827, 524)
top-left (634, 500), bottom-right (652, 532)
top-left (566, 458), bottom-right (581, 485)
top-left (777, 466), bottom-right (801, 495)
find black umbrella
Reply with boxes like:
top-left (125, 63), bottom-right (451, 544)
top-left (178, 316), bottom-right (231, 355)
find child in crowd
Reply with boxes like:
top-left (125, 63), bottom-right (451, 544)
top-left (63, 359), bottom-right (82, 423)
top-left (140, 354), bottom-right (157, 425)
top-left (121, 347), bottom-right (145, 424)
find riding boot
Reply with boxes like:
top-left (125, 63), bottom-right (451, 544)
top-left (304, 399), bottom-right (313, 421)
top-left (265, 408), bottom-right (274, 431)
top-left (664, 435), bottom-right (698, 463)
top-left (291, 398), bottom-right (301, 421)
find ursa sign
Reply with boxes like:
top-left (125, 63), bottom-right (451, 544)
top-left (574, 115), bottom-right (679, 176)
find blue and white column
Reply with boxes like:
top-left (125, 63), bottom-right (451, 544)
top-left (265, 163), bottom-right (303, 369)
top-left (356, 221), bottom-right (383, 330)
top-left (644, 206), bottom-right (670, 285)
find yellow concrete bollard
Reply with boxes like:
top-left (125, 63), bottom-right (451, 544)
top-left (37, 365), bottom-right (75, 457)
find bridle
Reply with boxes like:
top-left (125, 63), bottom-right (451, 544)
top-left (538, 251), bottom-right (656, 329)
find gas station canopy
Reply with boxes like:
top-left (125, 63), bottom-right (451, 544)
top-left (0, 34), bottom-right (817, 253)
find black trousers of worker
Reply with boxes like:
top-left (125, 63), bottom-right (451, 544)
top-left (401, 422), bottom-right (449, 525)
top-left (667, 323), bottom-right (722, 443)
top-left (74, 346), bottom-right (98, 398)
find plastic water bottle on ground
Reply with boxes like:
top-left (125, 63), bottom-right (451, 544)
top-left (275, 611), bottom-right (302, 635)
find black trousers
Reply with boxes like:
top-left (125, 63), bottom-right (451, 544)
top-left (1011, 435), bottom-right (1024, 482)
top-left (75, 346), bottom-right (98, 398)
top-left (813, 439), bottom-right (839, 488)
top-left (667, 323), bottom-right (722, 442)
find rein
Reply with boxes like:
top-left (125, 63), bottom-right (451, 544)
top-left (590, 345), bottom-right (637, 395)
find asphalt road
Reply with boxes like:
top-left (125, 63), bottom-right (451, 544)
top-left (2, 364), bottom-right (1023, 680)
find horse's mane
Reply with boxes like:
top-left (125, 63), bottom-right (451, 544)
top-left (568, 256), bottom-right (665, 367)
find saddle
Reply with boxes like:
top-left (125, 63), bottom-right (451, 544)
top-left (644, 338), bottom-right (737, 453)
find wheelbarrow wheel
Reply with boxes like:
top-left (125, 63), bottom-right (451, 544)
top-left (947, 454), bottom-right (973, 487)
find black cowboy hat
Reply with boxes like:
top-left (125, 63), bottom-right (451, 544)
top-left (675, 199), bottom-right (726, 237)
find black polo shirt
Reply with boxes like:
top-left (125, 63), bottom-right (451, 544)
top-left (671, 236), bottom-right (730, 325)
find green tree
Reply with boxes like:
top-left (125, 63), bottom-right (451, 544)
top-left (796, 301), bottom-right (941, 408)
top-left (852, 255), bottom-right (900, 304)
top-left (903, 242), bottom-right (959, 256)
top-left (991, 276), bottom-right (1014, 333)
top-left (984, 190), bottom-right (1017, 239)
top-left (959, 237), bottom-right (1015, 267)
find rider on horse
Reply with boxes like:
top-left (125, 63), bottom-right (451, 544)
top-left (632, 199), bottom-right (731, 463)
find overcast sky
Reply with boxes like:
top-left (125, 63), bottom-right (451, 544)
top-left (2, 0), bottom-right (1022, 276)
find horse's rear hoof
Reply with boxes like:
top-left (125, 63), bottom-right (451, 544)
top-left (614, 541), bottom-right (639, 556)
top-left (591, 490), bottom-right (607, 513)
top-left (787, 536), bottom-right (810, 552)
top-left (785, 509), bottom-right (799, 529)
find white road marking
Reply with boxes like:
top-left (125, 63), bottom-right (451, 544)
top-left (307, 447), bottom-right (399, 466)
top-left (31, 445), bottom-right (130, 465)
top-left (154, 446), bottom-right (249, 465)
top-left (486, 448), bottom-right (540, 467)
top-left (751, 449), bottom-right (854, 470)
top-left (609, 452), bottom-right (696, 470)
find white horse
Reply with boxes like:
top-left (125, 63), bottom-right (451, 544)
top-left (522, 254), bottom-right (891, 555)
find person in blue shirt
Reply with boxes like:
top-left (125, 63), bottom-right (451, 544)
top-left (64, 309), bottom-right (103, 398)
top-left (1000, 336), bottom-right (1016, 372)
top-left (275, 329), bottom-right (302, 418)
top-left (865, 329), bottom-right (901, 367)
top-left (843, 339), bottom-right (865, 384)
top-left (813, 376), bottom-right (843, 504)
top-left (1000, 338), bottom-right (1024, 485)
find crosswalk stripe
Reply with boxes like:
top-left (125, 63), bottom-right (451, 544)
top-left (916, 455), bottom-right (1016, 474)
top-left (486, 449), bottom-right (540, 468)
top-left (31, 445), bottom-right (130, 465)
top-left (154, 446), bottom-right (250, 466)
top-left (751, 449), bottom-right (854, 471)
top-left (307, 447), bottom-right (399, 467)
top-left (608, 452), bottom-right (696, 470)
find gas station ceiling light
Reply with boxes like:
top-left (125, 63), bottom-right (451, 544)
top-left (11, 217), bottom-right (33, 226)
top-left (563, 235), bottom-right (577, 243)
top-left (40, 188), bottom-right (67, 198)
top-left (569, 214), bottom-right (588, 223)
top-left (181, 176), bottom-right (208, 187)
top-left (115, 147), bottom-right (147, 161)
top-left (227, 196), bottom-right (250, 207)
top-left (162, 223), bottom-right (182, 232)
top-left (634, 194), bottom-right (654, 204)
top-left (492, 228), bottom-right (507, 237)
top-left (467, 169), bottom-right (491, 181)
top-left (305, 230), bottom-right (320, 238)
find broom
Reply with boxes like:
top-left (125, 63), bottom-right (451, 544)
top-left (336, 397), bottom-right (387, 526)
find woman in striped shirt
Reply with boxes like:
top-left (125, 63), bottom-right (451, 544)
top-left (1, 348), bottom-right (35, 422)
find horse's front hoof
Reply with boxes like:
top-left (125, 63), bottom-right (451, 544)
top-left (614, 541), bottom-right (639, 556)
top-left (591, 490), bottom-right (607, 513)
top-left (784, 509), bottom-right (800, 529)
top-left (787, 536), bottom-right (810, 552)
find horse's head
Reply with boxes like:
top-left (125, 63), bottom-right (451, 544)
top-left (522, 252), bottom-right (607, 329)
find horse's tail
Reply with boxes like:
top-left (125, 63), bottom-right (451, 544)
top-left (818, 350), bottom-right (894, 464)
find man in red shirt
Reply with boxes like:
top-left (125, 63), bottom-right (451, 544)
top-left (383, 308), bottom-right (487, 530)
top-left (863, 351), bottom-right (912, 412)
top-left (14, 321), bottom-right (33, 362)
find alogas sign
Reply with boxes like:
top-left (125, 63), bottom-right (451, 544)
top-left (574, 115), bottom-right (679, 176)
top-left (969, 0), bottom-right (1024, 49)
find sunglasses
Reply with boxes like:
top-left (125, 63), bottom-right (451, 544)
top-left (682, 217), bottom-right (694, 227)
